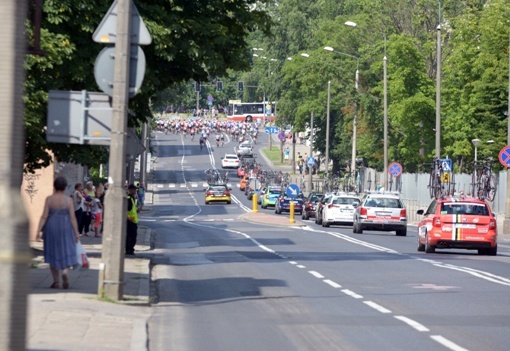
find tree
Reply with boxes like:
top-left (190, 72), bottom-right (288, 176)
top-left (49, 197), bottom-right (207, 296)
top-left (24, 0), bottom-right (272, 172)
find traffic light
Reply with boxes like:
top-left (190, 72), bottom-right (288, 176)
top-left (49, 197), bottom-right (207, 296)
top-left (216, 81), bottom-right (223, 91)
top-left (194, 81), bottom-right (201, 92)
top-left (238, 81), bottom-right (244, 92)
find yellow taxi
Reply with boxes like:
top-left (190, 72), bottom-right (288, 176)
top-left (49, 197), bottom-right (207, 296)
top-left (205, 184), bottom-right (232, 205)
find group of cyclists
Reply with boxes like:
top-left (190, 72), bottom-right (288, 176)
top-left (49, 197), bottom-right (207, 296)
top-left (156, 117), bottom-right (261, 150)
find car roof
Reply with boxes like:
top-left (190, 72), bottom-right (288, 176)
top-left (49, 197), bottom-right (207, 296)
top-left (435, 196), bottom-right (487, 204)
top-left (224, 154), bottom-right (238, 158)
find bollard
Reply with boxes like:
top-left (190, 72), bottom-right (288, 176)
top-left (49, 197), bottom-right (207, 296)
top-left (252, 193), bottom-right (258, 213)
top-left (289, 200), bottom-right (296, 223)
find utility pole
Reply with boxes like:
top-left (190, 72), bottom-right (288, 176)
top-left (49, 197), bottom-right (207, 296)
top-left (325, 81), bottom-right (331, 176)
top-left (140, 122), bottom-right (148, 186)
top-left (101, 0), bottom-right (132, 301)
top-left (504, 34), bottom-right (510, 236)
top-left (0, 0), bottom-right (30, 349)
top-left (309, 112), bottom-right (314, 193)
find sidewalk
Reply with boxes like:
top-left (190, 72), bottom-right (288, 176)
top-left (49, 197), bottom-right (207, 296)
top-left (28, 225), bottom-right (153, 351)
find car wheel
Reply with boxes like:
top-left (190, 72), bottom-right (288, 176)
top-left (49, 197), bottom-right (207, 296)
top-left (396, 228), bottom-right (407, 236)
top-left (425, 234), bottom-right (435, 253)
top-left (322, 220), bottom-right (329, 227)
top-left (304, 212), bottom-right (309, 220)
top-left (262, 204), bottom-right (267, 209)
top-left (417, 240), bottom-right (425, 252)
top-left (227, 201), bottom-right (231, 204)
top-left (479, 246), bottom-right (497, 256)
top-left (205, 201), bottom-right (209, 205)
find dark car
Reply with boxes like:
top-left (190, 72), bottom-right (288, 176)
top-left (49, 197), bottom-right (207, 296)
top-left (302, 192), bottom-right (324, 220)
top-left (315, 193), bottom-right (333, 225)
top-left (275, 191), bottom-right (304, 215)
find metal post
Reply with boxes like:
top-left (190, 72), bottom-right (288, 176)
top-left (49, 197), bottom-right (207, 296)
top-left (352, 69), bottom-right (359, 188)
top-left (383, 54), bottom-right (388, 189)
top-left (0, 1), bottom-right (30, 349)
top-left (504, 34), bottom-right (510, 235)
top-left (309, 112), bottom-right (314, 193)
top-left (292, 132), bottom-right (296, 174)
top-left (196, 90), bottom-right (199, 113)
top-left (140, 122), bottom-right (148, 186)
top-left (435, 11), bottom-right (442, 158)
top-left (326, 81), bottom-right (331, 176)
top-left (101, 0), bottom-right (132, 301)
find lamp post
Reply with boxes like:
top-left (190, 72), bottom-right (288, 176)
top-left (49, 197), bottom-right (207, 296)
top-left (326, 80), bottom-right (331, 176)
top-left (345, 21), bottom-right (388, 189)
top-left (324, 46), bottom-right (359, 188)
top-left (436, 1), bottom-right (442, 158)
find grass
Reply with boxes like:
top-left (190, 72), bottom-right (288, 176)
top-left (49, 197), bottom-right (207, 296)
top-left (262, 146), bottom-right (285, 165)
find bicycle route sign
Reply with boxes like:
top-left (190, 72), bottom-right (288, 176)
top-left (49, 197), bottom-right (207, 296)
top-left (286, 183), bottom-right (300, 198)
top-left (498, 145), bottom-right (510, 168)
top-left (388, 162), bottom-right (403, 177)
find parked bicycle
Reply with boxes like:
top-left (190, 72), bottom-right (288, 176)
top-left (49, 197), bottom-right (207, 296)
top-left (471, 158), bottom-right (497, 201)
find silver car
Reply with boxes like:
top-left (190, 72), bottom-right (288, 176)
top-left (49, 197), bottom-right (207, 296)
top-left (236, 142), bottom-right (254, 156)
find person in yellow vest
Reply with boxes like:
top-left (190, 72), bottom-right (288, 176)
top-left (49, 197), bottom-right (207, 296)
top-left (126, 184), bottom-right (140, 255)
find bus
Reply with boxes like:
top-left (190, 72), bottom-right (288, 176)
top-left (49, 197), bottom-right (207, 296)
top-left (227, 102), bottom-right (275, 123)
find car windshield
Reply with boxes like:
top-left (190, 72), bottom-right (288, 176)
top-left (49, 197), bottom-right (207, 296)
top-left (210, 186), bottom-right (226, 192)
top-left (332, 197), bottom-right (358, 205)
top-left (440, 202), bottom-right (489, 215)
top-left (269, 190), bottom-right (280, 195)
top-left (365, 198), bottom-right (403, 208)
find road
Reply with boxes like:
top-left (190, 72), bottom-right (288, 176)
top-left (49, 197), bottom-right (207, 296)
top-left (141, 128), bottom-right (510, 351)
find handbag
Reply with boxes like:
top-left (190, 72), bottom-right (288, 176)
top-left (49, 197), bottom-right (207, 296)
top-left (76, 241), bottom-right (90, 269)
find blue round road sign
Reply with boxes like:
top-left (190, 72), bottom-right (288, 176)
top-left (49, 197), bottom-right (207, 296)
top-left (498, 145), bottom-right (510, 168)
top-left (286, 183), bottom-right (300, 198)
top-left (388, 162), bottom-right (403, 177)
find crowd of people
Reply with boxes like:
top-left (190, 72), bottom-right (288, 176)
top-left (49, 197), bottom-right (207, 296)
top-left (35, 177), bottom-right (146, 289)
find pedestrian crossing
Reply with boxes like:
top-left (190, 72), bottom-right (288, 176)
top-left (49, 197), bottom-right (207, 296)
top-left (153, 182), bottom-right (238, 189)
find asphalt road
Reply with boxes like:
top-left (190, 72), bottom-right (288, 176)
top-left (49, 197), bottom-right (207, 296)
top-left (142, 129), bottom-right (510, 351)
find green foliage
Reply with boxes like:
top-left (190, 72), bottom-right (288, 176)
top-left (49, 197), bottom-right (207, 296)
top-left (24, 0), bottom-right (272, 172)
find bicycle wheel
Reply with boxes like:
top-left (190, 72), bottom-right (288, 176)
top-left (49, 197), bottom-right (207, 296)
top-left (428, 172), bottom-right (437, 198)
top-left (486, 175), bottom-right (497, 201)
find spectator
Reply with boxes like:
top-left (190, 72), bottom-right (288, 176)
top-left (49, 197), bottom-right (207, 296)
top-left (126, 184), bottom-right (140, 255)
top-left (137, 182), bottom-right (145, 211)
top-left (35, 176), bottom-right (79, 289)
top-left (72, 183), bottom-right (85, 235)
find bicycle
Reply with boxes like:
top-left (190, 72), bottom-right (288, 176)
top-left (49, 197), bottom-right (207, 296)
top-left (427, 158), bottom-right (455, 199)
top-left (471, 158), bottom-right (497, 201)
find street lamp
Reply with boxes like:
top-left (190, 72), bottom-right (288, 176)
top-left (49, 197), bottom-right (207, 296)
top-left (324, 46), bottom-right (360, 189)
top-left (436, 0), bottom-right (443, 158)
top-left (345, 20), bottom-right (388, 189)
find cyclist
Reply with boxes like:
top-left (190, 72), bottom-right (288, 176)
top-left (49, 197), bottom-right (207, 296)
top-left (215, 133), bottom-right (221, 147)
top-left (199, 136), bottom-right (205, 150)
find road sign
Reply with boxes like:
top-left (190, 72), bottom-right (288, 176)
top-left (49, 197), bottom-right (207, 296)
top-left (440, 172), bottom-right (450, 183)
top-left (93, 0), bottom-right (152, 45)
top-left (388, 162), bottom-right (403, 177)
top-left (94, 46), bottom-right (146, 98)
top-left (265, 126), bottom-right (278, 134)
top-left (286, 183), bottom-right (300, 198)
top-left (499, 145), bottom-right (510, 167)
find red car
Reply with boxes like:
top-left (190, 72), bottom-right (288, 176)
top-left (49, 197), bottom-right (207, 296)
top-left (416, 196), bottom-right (497, 255)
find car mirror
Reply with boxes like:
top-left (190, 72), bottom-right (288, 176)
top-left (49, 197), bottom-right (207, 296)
top-left (352, 202), bottom-right (359, 207)
top-left (417, 209), bottom-right (424, 215)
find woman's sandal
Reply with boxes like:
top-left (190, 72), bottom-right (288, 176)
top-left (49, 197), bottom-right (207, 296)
top-left (62, 275), bottom-right (69, 289)
top-left (50, 282), bottom-right (59, 289)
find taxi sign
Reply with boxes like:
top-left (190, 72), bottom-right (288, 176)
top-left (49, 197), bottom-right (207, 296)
top-left (286, 183), bottom-right (300, 198)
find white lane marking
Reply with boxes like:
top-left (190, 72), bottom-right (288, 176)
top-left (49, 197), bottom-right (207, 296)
top-left (363, 301), bottom-right (392, 313)
top-left (394, 316), bottom-right (430, 332)
top-left (289, 261), bottom-right (298, 265)
top-left (341, 289), bottom-right (363, 299)
top-left (296, 265), bottom-right (306, 269)
top-left (430, 335), bottom-right (470, 351)
top-left (323, 279), bottom-right (342, 288)
top-left (309, 271), bottom-right (324, 279)
top-left (169, 184), bottom-right (175, 188)
top-left (157, 184), bottom-right (164, 188)
top-left (432, 263), bottom-right (510, 287)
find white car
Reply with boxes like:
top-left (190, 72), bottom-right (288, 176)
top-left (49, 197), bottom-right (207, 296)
top-left (321, 194), bottom-right (360, 227)
top-left (221, 154), bottom-right (240, 169)
top-left (235, 142), bottom-right (254, 156)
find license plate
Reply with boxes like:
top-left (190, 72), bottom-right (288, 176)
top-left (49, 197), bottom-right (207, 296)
top-left (456, 224), bottom-right (476, 229)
